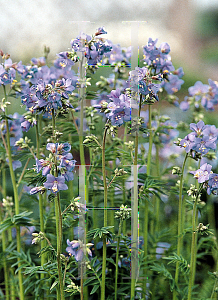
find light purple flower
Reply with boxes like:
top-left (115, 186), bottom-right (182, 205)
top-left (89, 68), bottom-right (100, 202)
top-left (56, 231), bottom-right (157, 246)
top-left (43, 174), bottom-right (68, 193)
top-left (192, 136), bottom-right (216, 155)
top-left (66, 239), bottom-right (93, 261)
top-left (207, 173), bottom-right (218, 195)
top-left (190, 163), bottom-right (213, 183)
top-left (106, 93), bottom-right (131, 126)
top-left (180, 133), bottom-right (196, 153)
top-left (190, 120), bottom-right (206, 137)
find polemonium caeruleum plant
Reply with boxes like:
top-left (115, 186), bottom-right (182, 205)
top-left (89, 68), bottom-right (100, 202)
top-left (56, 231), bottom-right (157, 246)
top-left (1, 26), bottom-right (218, 300)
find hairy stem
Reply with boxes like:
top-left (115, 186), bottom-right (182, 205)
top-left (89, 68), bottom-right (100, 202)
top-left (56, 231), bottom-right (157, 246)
top-left (173, 153), bottom-right (188, 300)
top-left (35, 115), bottom-right (46, 299)
top-left (101, 125), bottom-right (108, 300)
top-left (115, 220), bottom-right (122, 300)
top-left (131, 94), bottom-right (142, 299)
top-left (4, 85), bottom-right (24, 300)
top-left (52, 111), bottom-right (65, 300)
top-left (1, 165), bottom-right (10, 300)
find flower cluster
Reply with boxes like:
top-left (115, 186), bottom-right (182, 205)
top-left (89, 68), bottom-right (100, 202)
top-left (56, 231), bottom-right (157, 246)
top-left (106, 89), bottom-right (131, 126)
top-left (142, 38), bottom-right (184, 96)
top-left (0, 52), bottom-right (22, 87)
top-left (190, 163), bottom-right (218, 195)
top-left (143, 38), bottom-right (173, 72)
top-left (13, 50), bottom-right (78, 123)
top-left (129, 66), bottom-right (162, 102)
top-left (70, 27), bottom-right (112, 65)
top-left (94, 88), bottom-right (131, 127)
top-left (180, 79), bottom-right (218, 111)
top-left (179, 120), bottom-right (217, 156)
top-left (20, 77), bottom-right (76, 119)
top-left (103, 40), bottom-right (131, 69)
top-left (66, 239), bottom-right (93, 261)
top-left (30, 142), bottom-right (76, 194)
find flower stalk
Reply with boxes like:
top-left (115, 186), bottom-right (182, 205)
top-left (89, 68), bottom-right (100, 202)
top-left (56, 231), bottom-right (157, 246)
top-left (187, 185), bottom-right (203, 300)
top-left (35, 115), bottom-right (46, 296)
top-left (101, 124), bottom-right (109, 300)
top-left (173, 153), bottom-right (188, 300)
top-left (131, 94), bottom-right (142, 299)
top-left (52, 111), bottom-right (65, 300)
top-left (1, 163), bottom-right (10, 300)
top-left (3, 85), bottom-right (24, 300)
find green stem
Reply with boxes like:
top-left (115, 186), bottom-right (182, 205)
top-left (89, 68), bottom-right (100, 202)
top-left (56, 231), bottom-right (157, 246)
top-left (122, 122), bottom-right (128, 236)
top-left (52, 111), bottom-right (65, 300)
top-left (78, 55), bottom-right (89, 300)
top-left (35, 116), bottom-right (46, 297)
top-left (101, 125), bottom-right (108, 300)
top-left (115, 220), bottom-right (122, 300)
top-left (173, 153), bottom-right (188, 300)
top-left (154, 144), bottom-right (160, 233)
top-left (191, 160), bottom-right (200, 286)
top-left (1, 165), bottom-right (10, 300)
top-left (142, 104), bottom-right (153, 296)
top-left (131, 94), bottom-right (142, 300)
top-left (3, 85), bottom-right (24, 300)
top-left (187, 193), bottom-right (199, 300)
top-left (146, 105), bottom-right (153, 175)
top-left (79, 57), bottom-right (86, 167)
top-left (54, 192), bottom-right (64, 300)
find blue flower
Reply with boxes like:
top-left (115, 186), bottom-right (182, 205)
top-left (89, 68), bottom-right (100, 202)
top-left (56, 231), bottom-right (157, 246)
top-left (43, 174), bottom-right (68, 193)
top-left (106, 92), bottom-right (131, 126)
top-left (162, 74), bottom-right (184, 94)
top-left (35, 158), bottom-right (52, 176)
top-left (180, 133), bottom-right (196, 153)
top-left (66, 239), bottom-right (93, 261)
top-left (190, 163), bottom-right (213, 183)
top-left (190, 120), bottom-right (206, 137)
top-left (191, 136), bottom-right (216, 155)
top-left (207, 173), bottom-right (218, 195)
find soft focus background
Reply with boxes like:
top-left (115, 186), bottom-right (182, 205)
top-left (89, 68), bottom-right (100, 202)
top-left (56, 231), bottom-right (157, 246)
top-left (1, 0), bottom-right (218, 81)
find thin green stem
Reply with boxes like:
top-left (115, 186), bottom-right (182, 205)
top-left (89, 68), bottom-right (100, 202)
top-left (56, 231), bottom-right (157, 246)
top-left (146, 105), bottom-right (153, 175)
top-left (3, 85), bottom-right (24, 300)
top-left (101, 125), bottom-right (108, 300)
top-left (187, 195), bottom-right (199, 300)
top-left (54, 192), bottom-right (64, 300)
top-left (191, 160), bottom-right (200, 286)
top-left (154, 144), bottom-right (160, 233)
top-left (131, 94), bottom-right (142, 300)
top-left (52, 111), bottom-right (65, 300)
top-left (1, 165), bottom-right (10, 300)
top-left (122, 123), bottom-right (128, 236)
top-left (142, 104), bottom-right (153, 296)
top-left (115, 220), bottom-right (122, 300)
top-left (173, 153), bottom-right (188, 300)
top-left (78, 55), bottom-right (89, 300)
top-left (79, 57), bottom-right (86, 167)
top-left (35, 116), bottom-right (46, 297)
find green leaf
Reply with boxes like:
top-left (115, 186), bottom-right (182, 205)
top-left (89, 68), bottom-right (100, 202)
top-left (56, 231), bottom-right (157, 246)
top-left (150, 263), bottom-right (175, 292)
top-left (83, 277), bottom-right (97, 286)
top-left (0, 218), bottom-right (13, 233)
top-left (163, 253), bottom-right (190, 274)
top-left (90, 284), bottom-right (99, 295)
top-left (50, 280), bottom-right (58, 291)
top-left (0, 211), bottom-right (33, 233)
top-left (87, 226), bottom-right (114, 239)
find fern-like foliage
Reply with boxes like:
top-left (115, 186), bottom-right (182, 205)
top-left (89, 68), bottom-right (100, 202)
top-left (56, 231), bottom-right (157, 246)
top-left (163, 253), bottom-right (190, 274)
top-left (150, 263), bottom-right (176, 292)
